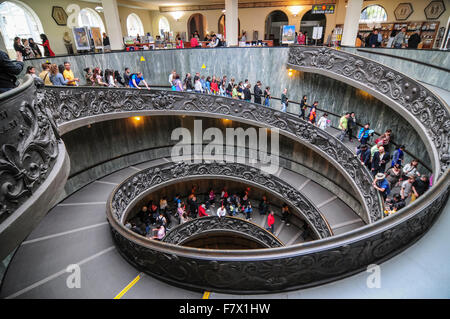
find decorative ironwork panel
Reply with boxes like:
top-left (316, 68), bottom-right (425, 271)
top-left (110, 187), bottom-right (448, 293)
top-left (111, 161), bottom-right (332, 238)
top-left (0, 81), bottom-right (60, 224)
top-left (163, 216), bottom-right (284, 248)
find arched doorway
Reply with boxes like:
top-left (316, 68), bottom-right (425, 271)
top-left (300, 10), bottom-right (326, 45)
top-left (158, 16), bottom-right (170, 37)
top-left (127, 13), bottom-right (144, 37)
top-left (0, 0), bottom-right (44, 58)
top-left (187, 13), bottom-right (206, 40)
top-left (78, 7), bottom-right (105, 34)
top-left (264, 10), bottom-right (288, 46)
top-left (218, 14), bottom-right (240, 40)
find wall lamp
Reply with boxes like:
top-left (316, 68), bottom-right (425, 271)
top-left (289, 6), bottom-right (303, 16)
top-left (171, 11), bottom-right (184, 21)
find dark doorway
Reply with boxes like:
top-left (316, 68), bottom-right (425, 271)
top-left (218, 14), bottom-right (241, 39)
top-left (264, 10), bottom-right (289, 46)
top-left (188, 13), bottom-right (206, 40)
top-left (300, 10), bottom-right (326, 45)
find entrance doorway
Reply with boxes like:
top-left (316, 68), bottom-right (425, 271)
top-left (300, 10), bottom-right (326, 45)
top-left (187, 13), bottom-right (206, 40)
top-left (264, 10), bottom-right (289, 46)
top-left (218, 14), bottom-right (240, 40)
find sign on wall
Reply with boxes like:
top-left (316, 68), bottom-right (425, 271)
top-left (312, 4), bottom-right (335, 14)
top-left (394, 3), bottom-right (414, 21)
top-left (424, 0), bottom-right (446, 20)
top-left (52, 6), bottom-right (68, 26)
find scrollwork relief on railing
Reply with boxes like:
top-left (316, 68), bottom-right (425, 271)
top-left (109, 186), bottom-right (448, 293)
top-left (163, 216), bottom-right (284, 248)
top-left (0, 83), bottom-right (60, 223)
top-left (110, 161), bottom-right (332, 239)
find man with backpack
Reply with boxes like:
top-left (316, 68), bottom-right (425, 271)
top-left (129, 71), bottom-right (150, 90)
top-left (358, 123), bottom-right (374, 145)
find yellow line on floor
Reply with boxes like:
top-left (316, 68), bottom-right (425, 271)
top-left (202, 291), bottom-right (211, 299)
top-left (114, 273), bottom-right (143, 299)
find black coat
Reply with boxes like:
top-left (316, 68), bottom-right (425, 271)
top-left (0, 50), bottom-right (24, 89)
top-left (408, 33), bottom-right (421, 49)
top-left (372, 151), bottom-right (390, 171)
top-left (253, 85), bottom-right (262, 104)
top-left (243, 88), bottom-right (251, 100)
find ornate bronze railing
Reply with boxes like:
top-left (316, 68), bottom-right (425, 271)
top-left (163, 216), bottom-right (284, 248)
top-left (110, 161), bottom-right (332, 239)
top-left (37, 86), bottom-right (381, 224)
top-left (0, 76), bottom-right (69, 260)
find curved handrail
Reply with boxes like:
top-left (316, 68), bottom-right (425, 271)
top-left (110, 161), bottom-right (332, 239)
top-left (162, 216), bottom-right (284, 248)
top-left (354, 48), bottom-right (450, 73)
top-left (0, 75), bottom-right (61, 224)
top-left (107, 167), bottom-right (448, 293)
top-left (0, 74), bottom-right (34, 101)
top-left (37, 86), bottom-right (382, 224)
top-left (287, 46), bottom-right (450, 179)
top-left (0, 75), bottom-right (69, 261)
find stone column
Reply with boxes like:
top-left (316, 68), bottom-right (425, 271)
top-left (341, 0), bottom-right (363, 46)
top-left (101, 0), bottom-right (124, 50)
top-left (225, 0), bottom-right (238, 46)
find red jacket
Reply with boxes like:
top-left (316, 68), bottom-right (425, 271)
top-left (267, 213), bottom-right (275, 227)
top-left (198, 205), bottom-right (208, 217)
top-left (297, 34), bottom-right (306, 45)
top-left (190, 37), bottom-right (199, 48)
top-left (210, 81), bottom-right (219, 93)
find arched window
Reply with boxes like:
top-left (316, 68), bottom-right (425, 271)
top-left (78, 8), bottom-right (105, 34)
top-left (158, 16), bottom-right (170, 36)
top-left (0, 0), bottom-right (44, 51)
top-left (127, 13), bottom-right (144, 37)
top-left (360, 5), bottom-right (387, 23)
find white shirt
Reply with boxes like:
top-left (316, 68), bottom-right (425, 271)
top-left (209, 38), bottom-right (219, 47)
top-left (108, 75), bottom-right (115, 87)
top-left (194, 80), bottom-right (202, 91)
top-left (169, 73), bottom-right (173, 85)
top-left (217, 207), bottom-right (227, 217)
top-left (317, 116), bottom-right (328, 130)
top-left (403, 163), bottom-right (418, 176)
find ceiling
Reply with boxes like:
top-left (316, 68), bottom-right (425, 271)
top-left (84, 0), bottom-right (338, 11)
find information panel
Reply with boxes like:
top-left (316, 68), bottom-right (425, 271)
top-left (312, 4), bottom-right (335, 14)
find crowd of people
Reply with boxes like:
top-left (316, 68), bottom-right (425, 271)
top-left (125, 187), bottom-right (293, 240)
top-left (25, 61), bottom-right (150, 89)
top-left (13, 33), bottom-right (55, 60)
top-left (336, 116), bottom-right (432, 214)
top-left (356, 27), bottom-right (422, 49)
top-left (175, 30), bottom-right (224, 49)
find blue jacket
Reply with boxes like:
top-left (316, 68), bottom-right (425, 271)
top-left (391, 149), bottom-right (404, 167)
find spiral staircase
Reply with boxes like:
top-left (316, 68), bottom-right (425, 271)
top-left (0, 46), bottom-right (448, 298)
